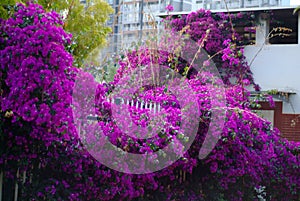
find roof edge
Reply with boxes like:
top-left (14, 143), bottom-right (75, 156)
top-left (157, 6), bottom-right (298, 17)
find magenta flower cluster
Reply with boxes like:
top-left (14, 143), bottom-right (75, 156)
top-left (170, 9), bottom-right (259, 90)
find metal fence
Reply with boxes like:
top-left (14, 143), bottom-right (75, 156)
top-left (0, 169), bottom-right (28, 201)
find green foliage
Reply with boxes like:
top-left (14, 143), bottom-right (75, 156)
top-left (293, 6), bottom-right (300, 15)
top-left (0, 0), bottom-right (20, 19)
top-left (88, 57), bottom-right (118, 83)
top-left (38, 0), bottom-right (113, 67)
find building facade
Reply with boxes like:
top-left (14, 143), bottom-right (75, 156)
top-left (104, 0), bottom-right (194, 54)
top-left (243, 7), bottom-right (300, 141)
top-left (194, 0), bottom-right (291, 10)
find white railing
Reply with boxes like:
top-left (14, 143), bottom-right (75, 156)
top-left (205, 0), bottom-right (282, 10)
top-left (87, 97), bottom-right (163, 121)
top-left (108, 97), bottom-right (162, 113)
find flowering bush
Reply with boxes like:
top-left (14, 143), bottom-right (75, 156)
top-left (0, 3), bottom-right (299, 201)
top-left (169, 9), bottom-right (259, 90)
top-left (109, 45), bottom-right (300, 201)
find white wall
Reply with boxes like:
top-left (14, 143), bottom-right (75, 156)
top-left (243, 11), bottom-right (300, 114)
top-left (245, 44), bottom-right (300, 113)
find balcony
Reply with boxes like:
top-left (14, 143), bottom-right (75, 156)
top-left (203, 0), bottom-right (285, 10)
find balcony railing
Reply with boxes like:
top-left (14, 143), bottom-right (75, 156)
top-left (203, 0), bottom-right (283, 10)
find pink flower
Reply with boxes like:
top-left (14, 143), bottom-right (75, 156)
top-left (210, 162), bottom-right (218, 173)
top-left (165, 4), bottom-right (174, 12)
top-left (203, 60), bottom-right (210, 67)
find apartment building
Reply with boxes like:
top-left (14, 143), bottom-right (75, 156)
top-left (103, 0), bottom-right (193, 54)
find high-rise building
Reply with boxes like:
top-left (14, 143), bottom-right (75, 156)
top-left (103, 0), bottom-right (193, 55)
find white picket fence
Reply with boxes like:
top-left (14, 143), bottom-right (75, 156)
top-left (107, 97), bottom-right (162, 113)
top-left (87, 97), bottom-right (163, 121)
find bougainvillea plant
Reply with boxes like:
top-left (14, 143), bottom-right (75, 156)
top-left (0, 3), bottom-right (299, 201)
top-left (168, 9), bottom-right (260, 88)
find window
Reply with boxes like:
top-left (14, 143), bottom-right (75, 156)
top-left (235, 25), bottom-right (256, 45)
top-left (233, 15), bottom-right (257, 46)
top-left (269, 9), bottom-right (298, 44)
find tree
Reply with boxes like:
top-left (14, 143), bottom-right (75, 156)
top-left (0, 0), bottom-right (19, 19)
top-left (294, 6), bottom-right (300, 15)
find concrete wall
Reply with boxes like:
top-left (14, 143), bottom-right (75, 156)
top-left (244, 12), bottom-right (300, 114)
top-left (245, 44), bottom-right (300, 113)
